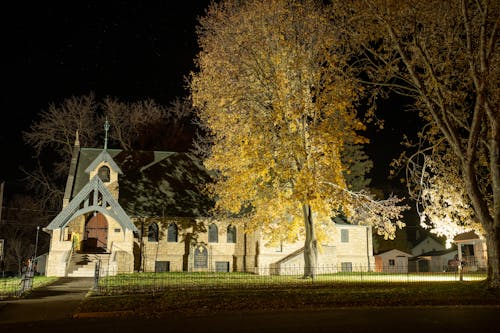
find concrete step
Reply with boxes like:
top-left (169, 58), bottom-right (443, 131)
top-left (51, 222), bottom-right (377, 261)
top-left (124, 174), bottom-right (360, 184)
top-left (67, 253), bottom-right (110, 277)
top-left (68, 265), bottom-right (97, 277)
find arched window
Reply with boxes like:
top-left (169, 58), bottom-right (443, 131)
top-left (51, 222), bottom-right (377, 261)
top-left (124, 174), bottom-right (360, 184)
top-left (227, 225), bottom-right (236, 243)
top-left (148, 223), bottom-right (159, 242)
top-left (208, 223), bottom-right (218, 243)
top-left (167, 223), bottom-right (178, 242)
top-left (98, 166), bottom-right (110, 182)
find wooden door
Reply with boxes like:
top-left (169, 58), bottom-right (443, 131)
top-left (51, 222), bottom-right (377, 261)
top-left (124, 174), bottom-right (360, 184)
top-left (86, 213), bottom-right (108, 251)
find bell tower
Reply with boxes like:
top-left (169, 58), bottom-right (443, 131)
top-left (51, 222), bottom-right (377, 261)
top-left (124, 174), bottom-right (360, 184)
top-left (84, 119), bottom-right (122, 199)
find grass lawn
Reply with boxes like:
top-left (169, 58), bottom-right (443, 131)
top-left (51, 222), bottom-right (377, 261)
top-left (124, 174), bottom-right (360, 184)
top-left (0, 276), bottom-right (59, 299)
top-left (77, 273), bottom-right (500, 318)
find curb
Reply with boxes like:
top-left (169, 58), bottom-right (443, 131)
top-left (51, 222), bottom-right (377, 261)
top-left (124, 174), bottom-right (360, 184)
top-left (73, 310), bottom-right (134, 319)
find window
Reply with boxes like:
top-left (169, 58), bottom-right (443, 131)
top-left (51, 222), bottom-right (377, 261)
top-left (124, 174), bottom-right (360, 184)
top-left (341, 229), bottom-right (349, 243)
top-left (208, 223), bottom-right (218, 243)
top-left (98, 166), bottom-right (110, 182)
top-left (389, 259), bottom-right (395, 266)
top-left (167, 223), bottom-right (178, 242)
top-left (215, 261), bottom-right (230, 272)
top-left (227, 225), bottom-right (236, 243)
top-left (155, 261), bottom-right (170, 272)
top-left (341, 262), bottom-right (352, 272)
top-left (148, 223), bottom-right (159, 242)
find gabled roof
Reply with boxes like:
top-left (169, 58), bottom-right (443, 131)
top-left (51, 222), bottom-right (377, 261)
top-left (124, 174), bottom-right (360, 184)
top-left (411, 234), bottom-right (446, 249)
top-left (374, 249), bottom-right (413, 257)
top-left (46, 175), bottom-right (137, 232)
top-left (84, 149), bottom-right (123, 175)
top-left (454, 231), bottom-right (480, 242)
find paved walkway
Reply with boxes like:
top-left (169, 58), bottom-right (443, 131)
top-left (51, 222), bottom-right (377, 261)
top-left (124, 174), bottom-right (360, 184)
top-left (0, 277), bottom-right (94, 324)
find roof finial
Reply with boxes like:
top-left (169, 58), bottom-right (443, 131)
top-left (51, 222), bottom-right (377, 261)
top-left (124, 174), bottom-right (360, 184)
top-left (104, 118), bottom-right (110, 150)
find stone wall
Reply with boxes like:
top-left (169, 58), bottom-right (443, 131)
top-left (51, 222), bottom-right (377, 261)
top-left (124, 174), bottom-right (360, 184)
top-left (45, 228), bottom-right (73, 276)
top-left (138, 219), bottom-right (375, 275)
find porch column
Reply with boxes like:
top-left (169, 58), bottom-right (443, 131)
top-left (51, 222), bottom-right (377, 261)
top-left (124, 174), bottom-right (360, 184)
top-left (457, 243), bottom-right (463, 281)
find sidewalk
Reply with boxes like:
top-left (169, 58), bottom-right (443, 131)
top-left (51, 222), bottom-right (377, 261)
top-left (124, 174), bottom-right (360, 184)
top-left (0, 277), bottom-right (94, 324)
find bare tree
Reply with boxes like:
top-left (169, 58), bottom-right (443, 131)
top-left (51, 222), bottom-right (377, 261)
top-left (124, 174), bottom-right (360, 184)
top-left (22, 94), bottom-right (197, 210)
top-left (332, 0), bottom-right (500, 287)
top-left (23, 93), bottom-right (101, 159)
top-left (0, 195), bottom-right (51, 275)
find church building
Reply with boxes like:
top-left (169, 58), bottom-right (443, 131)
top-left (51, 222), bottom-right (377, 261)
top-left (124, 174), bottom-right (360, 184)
top-left (44, 130), bottom-right (374, 277)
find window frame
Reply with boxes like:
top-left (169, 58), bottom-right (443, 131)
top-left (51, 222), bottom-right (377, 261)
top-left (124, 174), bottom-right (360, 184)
top-left (147, 223), bottom-right (159, 242)
top-left (341, 229), bottom-right (349, 243)
top-left (226, 225), bottom-right (236, 243)
top-left (167, 223), bottom-right (178, 242)
top-left (341, 262), bottom-right (352, 272)
top-left (98, 166), bottom-right (110, 182)
top-left (208, 223), bottom-right (219, 243)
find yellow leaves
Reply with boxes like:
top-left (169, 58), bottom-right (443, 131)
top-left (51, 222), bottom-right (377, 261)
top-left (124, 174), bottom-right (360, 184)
top-left (190, 0), bottom-right (386, 246)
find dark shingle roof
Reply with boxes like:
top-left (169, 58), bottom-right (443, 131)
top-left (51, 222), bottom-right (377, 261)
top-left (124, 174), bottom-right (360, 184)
top-left (74, 148), bottom-right (215, 218)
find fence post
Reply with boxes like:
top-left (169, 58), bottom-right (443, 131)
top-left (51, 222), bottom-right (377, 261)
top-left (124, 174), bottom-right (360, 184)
top-left (18, 260), bottom-right (34, 296)
top-left (94, 259), bottom-right (100, 291)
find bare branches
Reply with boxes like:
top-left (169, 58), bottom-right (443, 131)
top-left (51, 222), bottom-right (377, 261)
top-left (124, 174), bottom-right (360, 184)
top-left (22, 94), bottom-right (197, 215)
top-left (22, 93), bottom-right (100, 159)
top-left (335, 0), bottom-right (500, 285)
top-left (320, 181), bottom-right (408, 239)
top-left (20, 162), bottom-right (63, 211)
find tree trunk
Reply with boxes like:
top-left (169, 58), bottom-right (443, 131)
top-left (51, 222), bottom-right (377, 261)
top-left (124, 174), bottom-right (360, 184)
top-left (486, 115), bottom-right (500, 288)
top-left (485, 226), bottom-right (500, 288)
top-left (182, 234), bottom-right (192, 272)
top-left (303, 203), bottom-right (318, 278)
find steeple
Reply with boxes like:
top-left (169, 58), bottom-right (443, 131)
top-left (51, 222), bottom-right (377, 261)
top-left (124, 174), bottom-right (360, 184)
top-left (104, 118), bottom-right (110, 150)
top-left (63, 130), bottom-right (82, 207)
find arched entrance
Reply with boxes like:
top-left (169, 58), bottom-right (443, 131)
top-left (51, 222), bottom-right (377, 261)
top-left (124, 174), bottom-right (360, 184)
top-left (84, 213), bottom-right (108, 253)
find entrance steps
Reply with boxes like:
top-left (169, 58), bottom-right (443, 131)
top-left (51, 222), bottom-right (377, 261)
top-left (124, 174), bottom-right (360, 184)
top-left (67, 253), bottom-right (110, 277)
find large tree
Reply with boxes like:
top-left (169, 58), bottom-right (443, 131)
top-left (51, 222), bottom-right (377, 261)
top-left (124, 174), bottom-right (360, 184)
top-left (190, 0), bottom-right (406, 277)
top-left (332, 0), bottom-right (499, 287)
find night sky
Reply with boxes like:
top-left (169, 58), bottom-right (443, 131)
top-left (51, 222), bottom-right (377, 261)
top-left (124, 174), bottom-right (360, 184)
top-left (1, 1), bottom-right (414, 196)
top-left (1, 1), bottom-right (212, 187)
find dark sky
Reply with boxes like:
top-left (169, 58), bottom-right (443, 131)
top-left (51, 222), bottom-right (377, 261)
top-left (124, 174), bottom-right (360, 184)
top-left (1, 1), bottom-right (212, 187)
top-left (0, 1), bottom-right (414, 196)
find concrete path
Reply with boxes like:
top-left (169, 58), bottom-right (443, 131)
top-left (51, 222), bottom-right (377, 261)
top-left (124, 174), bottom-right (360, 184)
top-left (0, 277), bottom-right (94, 324)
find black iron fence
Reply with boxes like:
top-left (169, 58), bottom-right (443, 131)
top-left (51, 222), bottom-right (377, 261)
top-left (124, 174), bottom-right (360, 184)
top-left (93, 265), bottom-right (488, 296)
top-left (0, 273), bottom-right (34, 299)
top-left (1, 265), bottom-right (488, 299)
